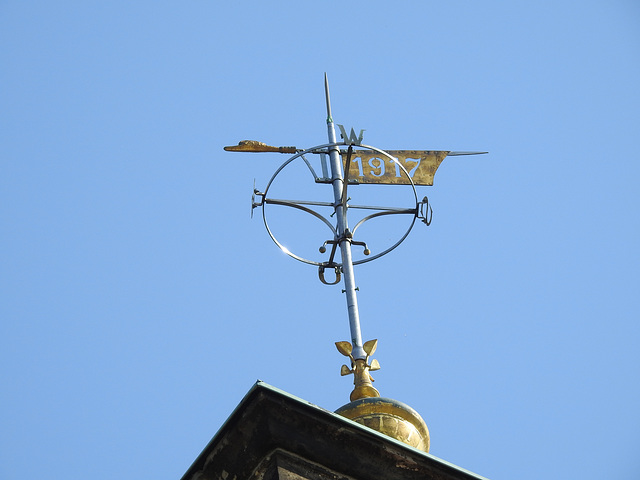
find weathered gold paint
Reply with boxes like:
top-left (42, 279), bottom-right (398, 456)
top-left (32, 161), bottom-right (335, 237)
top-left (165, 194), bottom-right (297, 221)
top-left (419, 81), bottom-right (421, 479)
top-left (350, 358), bottom-right (380, 401)
top-left (335, 341), bottom-right (353, 357)
top-left (335, 340), bottom-right (381, 401)
top-left (224, 140), bottom-right (297, 154)
top-left (363, 338), bottom-right (378, 355)
top-left (335, 339), bottom-right (430, 451)
top-left (343, 150), bottom-right (449, 186)
top-left (336, 397), bottom-right (431, 452)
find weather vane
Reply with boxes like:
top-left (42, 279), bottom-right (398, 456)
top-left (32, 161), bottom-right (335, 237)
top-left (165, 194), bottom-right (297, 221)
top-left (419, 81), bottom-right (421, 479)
top-left (224, 74), bottom-right (486, 451)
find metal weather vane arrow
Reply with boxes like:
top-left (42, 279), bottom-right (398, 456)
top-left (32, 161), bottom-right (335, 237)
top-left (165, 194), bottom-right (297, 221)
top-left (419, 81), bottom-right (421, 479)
top-left (224, 73), bottom-right (486, 399)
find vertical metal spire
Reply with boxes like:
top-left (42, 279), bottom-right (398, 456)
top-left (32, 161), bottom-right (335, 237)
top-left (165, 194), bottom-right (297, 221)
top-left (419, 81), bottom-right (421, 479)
top-left (324, 73), bottom-right (366, 361)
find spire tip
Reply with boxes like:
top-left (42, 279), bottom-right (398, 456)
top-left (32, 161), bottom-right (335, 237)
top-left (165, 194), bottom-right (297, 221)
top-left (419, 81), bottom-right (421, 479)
top-left (324, 73), bottom-right (332, 123)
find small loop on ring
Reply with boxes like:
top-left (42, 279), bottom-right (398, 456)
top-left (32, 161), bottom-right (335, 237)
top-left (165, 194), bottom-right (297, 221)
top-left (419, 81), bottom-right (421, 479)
top-left (318, 265), bottom-right (341, 285)
top-left (419, 196), bottom-right (433, 226)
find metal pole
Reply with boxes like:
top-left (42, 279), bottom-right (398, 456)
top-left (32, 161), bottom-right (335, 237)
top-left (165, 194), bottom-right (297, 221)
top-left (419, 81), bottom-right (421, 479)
top-left (324, 74), bottom-right (366, 360)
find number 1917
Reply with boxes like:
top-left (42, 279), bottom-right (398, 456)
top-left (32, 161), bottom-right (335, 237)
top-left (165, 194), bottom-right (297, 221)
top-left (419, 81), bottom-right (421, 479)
top-left (351, 157), bottom-right (421, 178)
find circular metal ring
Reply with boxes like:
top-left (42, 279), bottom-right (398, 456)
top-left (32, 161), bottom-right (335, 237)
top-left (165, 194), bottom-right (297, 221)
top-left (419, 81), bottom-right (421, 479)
top-left (261, 143), bottom-right (420, 267)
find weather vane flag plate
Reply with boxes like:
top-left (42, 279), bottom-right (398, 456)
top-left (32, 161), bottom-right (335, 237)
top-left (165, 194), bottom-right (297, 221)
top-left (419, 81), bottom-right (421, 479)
top-left (223, 145), bottom-right (486, 186)
top-left (339, 149), bottom-right (448, 186)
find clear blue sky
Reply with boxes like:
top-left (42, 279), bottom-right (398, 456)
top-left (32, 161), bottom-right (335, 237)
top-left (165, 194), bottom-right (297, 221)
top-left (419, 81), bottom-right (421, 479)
top-left (1, 2), bottom-right (639, 479)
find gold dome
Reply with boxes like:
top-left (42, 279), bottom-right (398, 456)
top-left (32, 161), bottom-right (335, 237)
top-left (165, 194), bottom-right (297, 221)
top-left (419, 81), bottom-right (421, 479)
top-left (335, 397), bottom-right (430, 452)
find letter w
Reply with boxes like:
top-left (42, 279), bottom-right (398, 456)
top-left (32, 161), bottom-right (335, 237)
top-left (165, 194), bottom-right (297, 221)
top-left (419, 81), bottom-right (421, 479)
top-left (337, 125), bottom-right (365, 145)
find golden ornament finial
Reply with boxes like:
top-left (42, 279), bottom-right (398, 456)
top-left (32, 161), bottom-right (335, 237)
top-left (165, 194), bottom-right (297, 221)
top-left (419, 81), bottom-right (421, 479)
top-left (334, 339), bottom-right (430, 452)
top-left (335, 339), bottom-right (381, 401)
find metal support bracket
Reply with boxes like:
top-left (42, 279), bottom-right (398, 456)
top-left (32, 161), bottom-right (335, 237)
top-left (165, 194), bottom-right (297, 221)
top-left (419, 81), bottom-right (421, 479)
top-left (251, 186), bottom-right (265, 218)
top-left (320, 229), bottom-right (370, 261)
top-left (319, 264), bottom-right (341, 285)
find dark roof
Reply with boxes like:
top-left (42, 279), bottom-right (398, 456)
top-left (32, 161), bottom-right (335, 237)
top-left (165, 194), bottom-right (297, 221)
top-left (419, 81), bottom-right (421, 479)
top-left (181, 381), bottom-right (488, 480)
